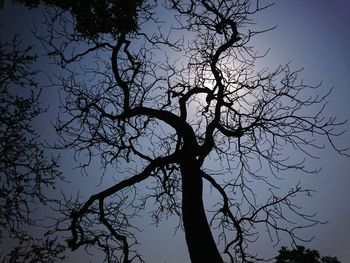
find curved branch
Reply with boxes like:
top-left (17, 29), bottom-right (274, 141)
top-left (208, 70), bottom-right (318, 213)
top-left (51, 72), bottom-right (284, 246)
top-left (201, 171), bottom-right (246, 261)
top-left (69, 153), bottom-right (179, 252)
top-left (111, 34), bottom-right (130, 111)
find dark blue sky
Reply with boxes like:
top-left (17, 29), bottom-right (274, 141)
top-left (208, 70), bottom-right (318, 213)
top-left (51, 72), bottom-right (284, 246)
top-left (1, 1), bottom-right (349, 262)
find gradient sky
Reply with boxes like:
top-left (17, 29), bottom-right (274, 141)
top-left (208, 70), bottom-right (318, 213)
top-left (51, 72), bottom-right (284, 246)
top-left (1, 1), bottom-right (349, 262)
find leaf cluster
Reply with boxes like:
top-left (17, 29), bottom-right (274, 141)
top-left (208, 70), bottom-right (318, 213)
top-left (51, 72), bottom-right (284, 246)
top-left (0, 35), bottom-right (64, 261)
top-left (275, 246), bottom-right (341, 263)
top-left (13, 0), bottom-right (143, 37)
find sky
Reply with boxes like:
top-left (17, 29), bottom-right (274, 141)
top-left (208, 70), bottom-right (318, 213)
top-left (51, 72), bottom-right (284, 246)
top-left (252, 1), bottom-right (350, 262)
top-left (1, 0), bottom-right (349, 262)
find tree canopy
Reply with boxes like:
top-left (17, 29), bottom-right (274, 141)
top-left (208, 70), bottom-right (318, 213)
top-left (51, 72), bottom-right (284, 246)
top-left (0, 35), bottom-right (64, 262)
top-left (275, 246), bottom-right (341, 263)
top-left (13, 0), bottom-right (143, 37)
top-left (1, 0), bottom-right (348, 262)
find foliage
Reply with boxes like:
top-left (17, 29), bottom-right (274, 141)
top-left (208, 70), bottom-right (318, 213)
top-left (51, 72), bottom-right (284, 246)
top-left (1, 234), bottom-right (65, 263)
top-left (0, 35), bottom-right (64, 261)
top-left (13, 0), bottom-right (143, 37)
top-left (275, 246), bottom-right (341, 263)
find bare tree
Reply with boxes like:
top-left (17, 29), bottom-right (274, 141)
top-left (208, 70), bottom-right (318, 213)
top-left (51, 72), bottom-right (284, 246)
top-left (25, 0), bottom-right (347, 262)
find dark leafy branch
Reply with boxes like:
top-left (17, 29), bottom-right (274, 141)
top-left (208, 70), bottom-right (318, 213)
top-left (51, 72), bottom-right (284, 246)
top-left (0, 35), bottom-right (64, 261)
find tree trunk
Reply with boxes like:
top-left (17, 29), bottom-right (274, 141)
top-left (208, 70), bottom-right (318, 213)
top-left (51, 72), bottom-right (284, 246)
top-left (180, 157), bottom-right (224, 263)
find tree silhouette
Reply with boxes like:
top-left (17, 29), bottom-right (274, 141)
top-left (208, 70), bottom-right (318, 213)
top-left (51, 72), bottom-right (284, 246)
top-left (275, 246), bottom-right (341, 263)
top-left (0, 35), bottom-right (64, 261)
top-left (14, 0), bottom-right (347, 262)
